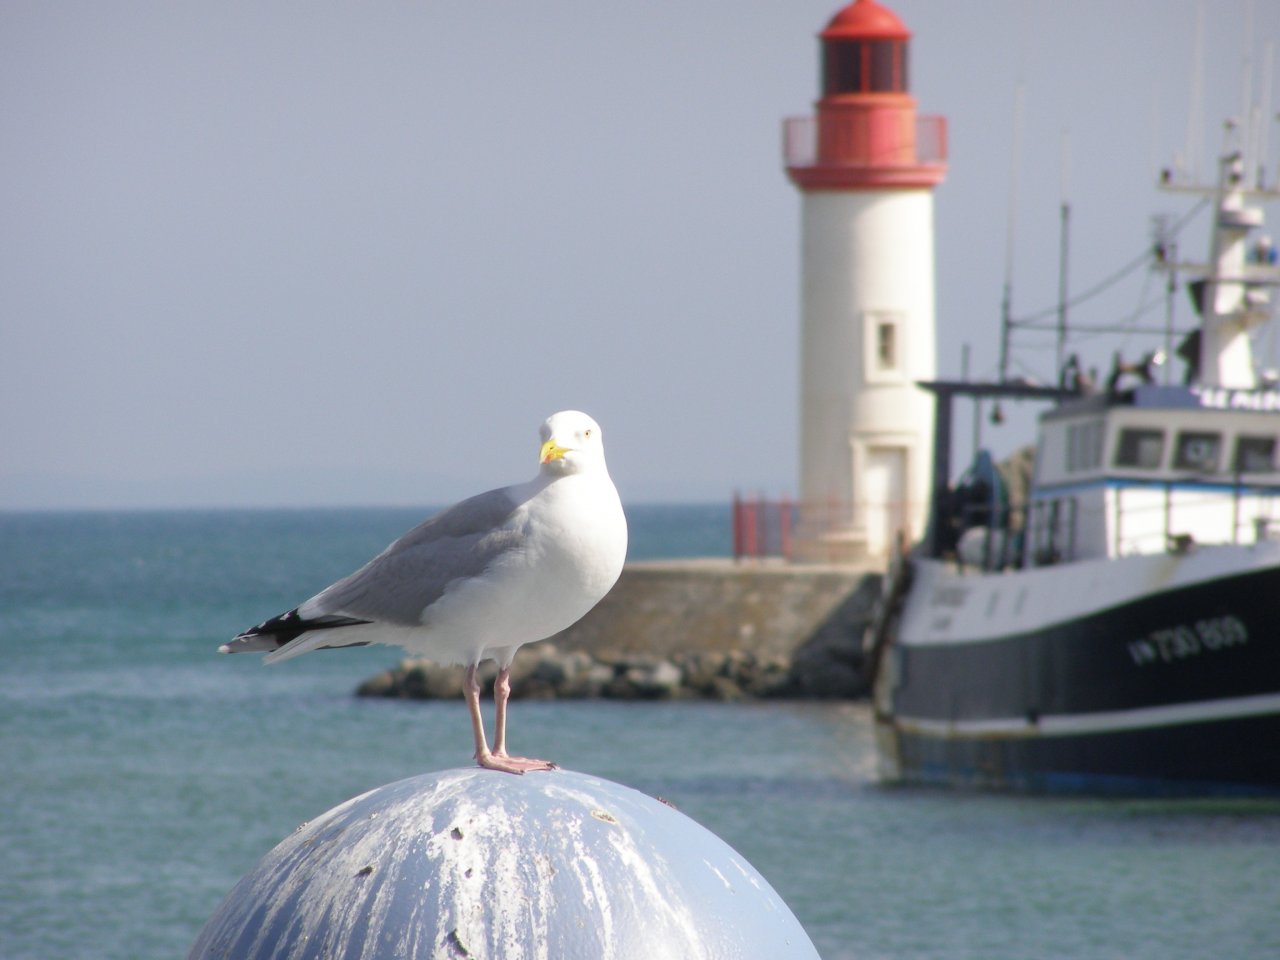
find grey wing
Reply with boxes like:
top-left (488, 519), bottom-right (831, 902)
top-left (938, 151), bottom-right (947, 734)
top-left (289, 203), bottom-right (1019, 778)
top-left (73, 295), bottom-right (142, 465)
top-left (302, 487), bottom-right (526, 626)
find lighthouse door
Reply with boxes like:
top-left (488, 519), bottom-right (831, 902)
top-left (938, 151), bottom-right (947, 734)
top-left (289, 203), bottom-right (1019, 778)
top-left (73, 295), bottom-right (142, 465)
top-left (863, 446), bottom-right (907, 558)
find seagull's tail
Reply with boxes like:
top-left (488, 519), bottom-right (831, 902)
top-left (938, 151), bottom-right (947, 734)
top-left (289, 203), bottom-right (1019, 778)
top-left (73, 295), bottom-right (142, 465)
top-left (217, 633), bottom-right (279, 655)
top-left (220, 608), bottom-right (373, 663)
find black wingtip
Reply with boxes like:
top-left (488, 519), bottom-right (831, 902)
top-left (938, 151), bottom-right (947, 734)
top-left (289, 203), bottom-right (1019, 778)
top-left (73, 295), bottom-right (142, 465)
top-left (224, 608), bottom-right (374, 654)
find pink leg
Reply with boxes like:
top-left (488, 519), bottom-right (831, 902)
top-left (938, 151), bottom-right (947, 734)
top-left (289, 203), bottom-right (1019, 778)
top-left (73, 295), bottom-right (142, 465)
top-left (492, 666), bottom-right (511, 756)
top-left (488, 670), bottom-right (555, 773)
top-left (492, 665), bottom-right (556, 772)
top-left (464, 664), bottom-right (554, 775)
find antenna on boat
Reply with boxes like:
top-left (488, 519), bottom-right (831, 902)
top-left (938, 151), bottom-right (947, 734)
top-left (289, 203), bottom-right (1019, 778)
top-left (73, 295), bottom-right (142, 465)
top-left (1255, 39), bottom-right (1279, 378)
top-left (1184, 2), bottom-right (1206, 182)
top-left (963, 343), bottom-right (982, 458)
top-left (1057, 130), bottom-right (1072, 380)
top-left (995, 81), bottom-right (1026, 424)
top-left (1239, 0), bottom-right (1257, 188)
top-left (1258, 39), bottom-right (1276, 188)
top-left (1151, 213), bottom-right (1179, 386)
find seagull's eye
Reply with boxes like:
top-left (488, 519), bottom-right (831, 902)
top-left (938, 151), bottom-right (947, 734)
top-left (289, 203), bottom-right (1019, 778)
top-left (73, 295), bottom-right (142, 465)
top-left (584, 429), bottom-right (593, 439)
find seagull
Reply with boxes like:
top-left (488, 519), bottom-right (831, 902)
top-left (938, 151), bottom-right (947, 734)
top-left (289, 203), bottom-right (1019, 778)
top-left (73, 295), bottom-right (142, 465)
top-left (220, 410), bottom-right (628, 774)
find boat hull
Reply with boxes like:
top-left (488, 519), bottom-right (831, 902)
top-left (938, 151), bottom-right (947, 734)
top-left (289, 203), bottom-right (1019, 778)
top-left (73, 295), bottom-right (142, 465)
top-left (886, 711), bottom-right (1280, 795)
top-left (876, 550), bottom-right (1280, 794)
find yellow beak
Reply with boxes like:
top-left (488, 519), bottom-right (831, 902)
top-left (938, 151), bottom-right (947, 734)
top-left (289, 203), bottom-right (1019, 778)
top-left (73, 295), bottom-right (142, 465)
top-left (540, 439), bottom-right (570, 464)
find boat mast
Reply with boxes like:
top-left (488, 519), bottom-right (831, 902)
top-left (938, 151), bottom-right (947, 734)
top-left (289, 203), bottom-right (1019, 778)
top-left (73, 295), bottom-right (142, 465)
top-left (995, 84), bottom-right (1025, 418)
top-left (1057, 132), bottom-right (1072, 381)
top-left (1155, 14), bottom-right (1280, 392)
top-left (1158, 133), bottom-right (1280, 391)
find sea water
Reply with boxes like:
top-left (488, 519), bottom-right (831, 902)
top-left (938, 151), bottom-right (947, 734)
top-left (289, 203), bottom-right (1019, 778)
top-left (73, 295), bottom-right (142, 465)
top-left (2, 507), bottom-right (1278, 960)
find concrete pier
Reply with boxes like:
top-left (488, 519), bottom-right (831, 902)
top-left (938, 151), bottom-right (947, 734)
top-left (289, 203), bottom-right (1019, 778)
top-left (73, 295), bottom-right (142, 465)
top-left (556, 558), bottom-right (878, 661)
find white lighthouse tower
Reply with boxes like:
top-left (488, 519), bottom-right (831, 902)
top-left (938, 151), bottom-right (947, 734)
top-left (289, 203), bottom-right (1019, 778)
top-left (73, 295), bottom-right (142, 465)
top-left (784, 0), bottom-right (947, 564)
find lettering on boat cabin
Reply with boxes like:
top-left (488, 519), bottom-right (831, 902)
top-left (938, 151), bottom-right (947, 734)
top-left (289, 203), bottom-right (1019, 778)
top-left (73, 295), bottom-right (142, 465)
top-left (929, 583), bottom-right (970, 608)
top-left (927, 583), bottom-right (970, 632)
top-left (1127, 615), bottom-right (1249, 666)
top-left (1190, 386), bottom-right (1280, 412)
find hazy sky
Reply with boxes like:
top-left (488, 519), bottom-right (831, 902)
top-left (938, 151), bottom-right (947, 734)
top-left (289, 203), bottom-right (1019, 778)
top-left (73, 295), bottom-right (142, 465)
top-left (4, 1), bottom-right (1278, 509)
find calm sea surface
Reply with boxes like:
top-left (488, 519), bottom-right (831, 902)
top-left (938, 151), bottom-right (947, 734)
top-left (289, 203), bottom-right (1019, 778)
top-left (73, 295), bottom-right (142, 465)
top-left (2, 506), bottom-right (1279, 960)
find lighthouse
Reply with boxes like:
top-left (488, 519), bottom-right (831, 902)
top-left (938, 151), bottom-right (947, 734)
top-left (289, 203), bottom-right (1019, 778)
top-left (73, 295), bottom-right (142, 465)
top-left (784, 0), bottom-right (947, 564)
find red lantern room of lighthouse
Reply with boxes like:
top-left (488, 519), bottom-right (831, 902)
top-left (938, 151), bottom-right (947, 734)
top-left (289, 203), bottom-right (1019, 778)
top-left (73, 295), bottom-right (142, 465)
top-left (786, 0), bottom-right (947, 190)
top-left (785, 0), bottom-right (948, 564)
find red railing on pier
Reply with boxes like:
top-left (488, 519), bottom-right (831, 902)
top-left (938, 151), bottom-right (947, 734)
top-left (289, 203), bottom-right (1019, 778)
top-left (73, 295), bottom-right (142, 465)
top-left (733, 494), bottom-right (795, 561)
top-left (732, 495), bottom-right (921, 563)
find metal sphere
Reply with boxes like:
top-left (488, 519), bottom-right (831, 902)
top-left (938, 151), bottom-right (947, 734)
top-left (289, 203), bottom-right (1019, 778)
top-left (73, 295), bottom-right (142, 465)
top-left (189, 768), bottom-right (820, 959)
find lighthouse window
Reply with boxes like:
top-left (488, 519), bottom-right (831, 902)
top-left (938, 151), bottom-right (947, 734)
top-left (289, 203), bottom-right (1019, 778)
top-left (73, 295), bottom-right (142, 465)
top-left (1173, 431), bottom-right (1221, 472)
top-left (1114, 428), bottom-right (1165, 469)
top-left (868, 40), bottom-right (906, 92)
top-left (822, 39), bottom-right (907, 95)
top-left (823, 41), bottom-right (863, 95)
top-left (876, 321), bottom-right (897, 370)
top-left (1233, 435), bottom-right (1276, 473)
top-left (864, 311), bottom-right (905, 381)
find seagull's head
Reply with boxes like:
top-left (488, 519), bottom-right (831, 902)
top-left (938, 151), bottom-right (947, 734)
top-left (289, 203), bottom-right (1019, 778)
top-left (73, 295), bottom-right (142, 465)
top-left (538, 410), bottom-right (607, 476)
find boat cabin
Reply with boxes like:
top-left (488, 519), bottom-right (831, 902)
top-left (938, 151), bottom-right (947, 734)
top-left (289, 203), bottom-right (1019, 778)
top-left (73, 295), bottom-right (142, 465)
top-left (926, 146), bottom-right (1280, 573)
top-left (1026, 385), bottom-right (1280, 564)
top-left (930, 382), bottom-right (1280, 572)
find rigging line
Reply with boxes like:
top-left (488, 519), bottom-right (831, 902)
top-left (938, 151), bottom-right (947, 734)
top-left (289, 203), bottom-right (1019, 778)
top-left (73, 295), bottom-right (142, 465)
top-left (1010, 355), bottom-right (1047, 382)
top-left (1010, 250), bottom-right (1148, 325)
top-left (1016, 293), bottom-right (1170, 332)
top-left (1009, 197), bottom-right (1210, 326)
top-left (1018, 322), bottom-right (1191, 335)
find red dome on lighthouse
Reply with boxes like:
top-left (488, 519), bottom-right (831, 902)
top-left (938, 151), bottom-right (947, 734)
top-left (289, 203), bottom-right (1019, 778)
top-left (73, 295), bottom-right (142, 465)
top-left (820, 0), bottom-right (911, 41)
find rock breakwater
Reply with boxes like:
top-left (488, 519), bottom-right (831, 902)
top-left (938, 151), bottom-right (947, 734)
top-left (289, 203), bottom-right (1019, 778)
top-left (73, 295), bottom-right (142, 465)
top-left (357, 644), bottom-right (800, 702)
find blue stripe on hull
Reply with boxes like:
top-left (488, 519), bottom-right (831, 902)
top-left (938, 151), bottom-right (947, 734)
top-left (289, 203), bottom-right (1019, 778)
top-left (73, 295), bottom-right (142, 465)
top-left (890, 712), bottom-right (1280, 796)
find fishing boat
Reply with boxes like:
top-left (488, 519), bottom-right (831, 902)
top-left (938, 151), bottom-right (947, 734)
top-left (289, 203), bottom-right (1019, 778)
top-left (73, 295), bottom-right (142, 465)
top-left (865, 140), bottom-right (1280, 794)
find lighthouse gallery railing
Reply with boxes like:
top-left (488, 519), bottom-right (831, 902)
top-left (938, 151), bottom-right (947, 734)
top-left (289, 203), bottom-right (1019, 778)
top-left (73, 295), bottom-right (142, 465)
top-left (782, 114), bottom-right (947, 170)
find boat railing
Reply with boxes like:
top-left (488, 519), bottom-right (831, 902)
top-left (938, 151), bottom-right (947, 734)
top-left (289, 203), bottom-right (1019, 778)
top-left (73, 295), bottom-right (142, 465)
top-left (1026, 497), bottom-right (1079, 566)
top-left (952, 502), bottom-right (1031, 571)
top-left (950, 479), bottom-right (1280, 571)
top-left (1111, 482), bottom-right (1280, 556)
top-left (741, 480), bottom-right (1280, 567)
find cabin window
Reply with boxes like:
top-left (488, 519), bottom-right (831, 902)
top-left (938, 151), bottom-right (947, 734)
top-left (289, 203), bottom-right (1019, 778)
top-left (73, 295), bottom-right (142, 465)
top-left (1234, 435), bottom-right (1277, 473)
top-left (1066, 420), bottom-right (1104, 472)
top-left (1173, 431), bottom-right (1220, 472)
top-left (1114, 428), bottom-right (1164, 469)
